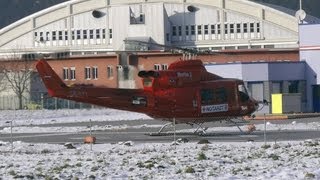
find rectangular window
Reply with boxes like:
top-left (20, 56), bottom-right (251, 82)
top-left (185, 25), bottom-right (189, 35)
top-left (197, 25), bottom-right (202, 35)
top-left (201, 89), bottom-right (214, 104)
top-left (257, 22), bottom-right (260, 33)
top-left (65, 30), bottom-right (68, 41)
top-left (77, 30), bottom-right (81, 39)
top-left (191, 25), bottom-right (195, 35)
top-left (96, 29), bottom-right (100, 39)
top-left (83, 30), bottom-right (88, 39)
top-left (139, 14), bottom-right (144, 23)
top-left (178, 26), bottom-right (182, 36)
top-left (70, 67), bottom-right (76, 80)
top-left (107, 66), bottom-right (113, 78)
top-left (204, 25), bottom-right (208, 34)
top-left (250, 23), bottom-right (255, 33)
top-left (52, 31), bottom-right (56, 41)
top-left (237, 23), bottom-right (241, 33)
top-left (172, 26), bottom-right (177, 36)
top-left (166, 33), bottom-right (169, 41)
top-left (72, 30), bottom-right (75, 40)
top-left (161, 64), bottom-right (168, 70)
top-left (211, 25), bottom-right (215, 34)
top-left (217, 24), bottom-right (221, 34)
top-left (215, 88), bottom-right (227, 103)
top-left (58, 31), bottom-right (63, 40)
top-left (102, 29), bottom-right (106, 39)
top-left (89, 29), bottom-right (94, 39)
top-left (243, 23), bottom-right (248, 33)
top-left (289, 81), bottom-right (299, 93)
top-left (92, 67), bottom-right (98, 79)
top-left (46, 32), bottom-right (50, 41)
top-left (85, 67), bottom-right (91, 79)
top-left (230, 24), bottom-right (234, 33)
top-left (63, 68), bottom-right (69, 80)
top-left (154, 64), bottom-right (160, 70)
top-left (224, 24), bottom-right (228, 34)
top-left (39, 32), bottom-right (44, 42)
top-left (109, 29), bottom-right (113, 39)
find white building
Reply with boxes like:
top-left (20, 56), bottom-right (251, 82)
top-left (0, 0), bottom-right (319, 58)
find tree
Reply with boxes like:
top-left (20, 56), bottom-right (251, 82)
top-left (0, 58), bottom-right (34, 109)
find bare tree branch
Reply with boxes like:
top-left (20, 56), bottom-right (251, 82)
top-left (1, 51), bottom-right (35, 109)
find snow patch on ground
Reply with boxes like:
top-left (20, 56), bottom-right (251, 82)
top-left (0, 109), bottom-right (151, 126)
top-left (0, 140), bottom-right (319, 179)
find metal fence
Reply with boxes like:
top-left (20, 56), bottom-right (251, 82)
top-left (0, 93), bottom-right (93, 110)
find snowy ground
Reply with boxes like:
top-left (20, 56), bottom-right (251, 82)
top-left (0, 109), bottom-right (319, 179)
top-left (0, 140), bottom-right (319, 179)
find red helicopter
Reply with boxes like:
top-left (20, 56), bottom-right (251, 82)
top-left (36, 52), bottom-right (259, 134)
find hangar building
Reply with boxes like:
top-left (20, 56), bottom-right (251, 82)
top-left (0, 0), bottom-right (319, 110)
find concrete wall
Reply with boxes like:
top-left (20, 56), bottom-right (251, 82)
top-left (299, 24), bottom-right (320, 112)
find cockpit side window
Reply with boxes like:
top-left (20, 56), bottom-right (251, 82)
top-left (238, 84), bottom-right (249, 102)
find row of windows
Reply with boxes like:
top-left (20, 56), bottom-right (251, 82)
top-left (34, 29), bottom-right (112, 42)
top-left (62, 66), bottom-right (114, 81)
top-left (172, 22), bottom-right (260, 37)
top-left (154, 64), bottom-right (168, 70)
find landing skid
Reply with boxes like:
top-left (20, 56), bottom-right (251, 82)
top-left (146, 117), bottom-right (253, 136)
top-left (146, 121), bottom-right (209, 136)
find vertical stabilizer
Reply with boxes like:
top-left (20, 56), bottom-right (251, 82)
top-left (36, 60), bottom-right (68, 96)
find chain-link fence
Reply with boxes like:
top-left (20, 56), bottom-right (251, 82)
top-left (0, 93), bottom-right (93, 110)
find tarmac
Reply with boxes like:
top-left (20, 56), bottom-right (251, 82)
top-left (245, 113), bottom-right (320, 120)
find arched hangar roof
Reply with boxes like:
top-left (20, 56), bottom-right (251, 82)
top-left (0, 0), bottom-right (316, 53)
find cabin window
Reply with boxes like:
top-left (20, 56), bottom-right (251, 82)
top-left (215, 88), bottom-right (227, 103)
top-left (201, 89), bottom-right (214, 104)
